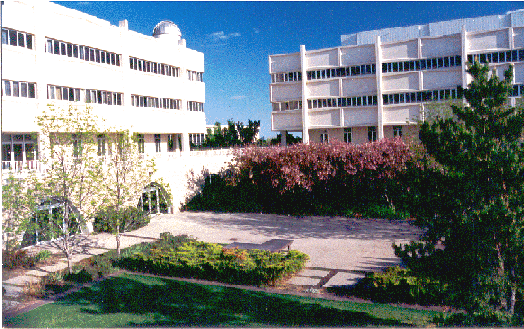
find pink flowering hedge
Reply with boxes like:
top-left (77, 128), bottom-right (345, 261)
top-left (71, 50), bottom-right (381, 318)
top-left (231, 138), bottom-right (413, 194)
top-left (185, 138), bottom-right (417, 216)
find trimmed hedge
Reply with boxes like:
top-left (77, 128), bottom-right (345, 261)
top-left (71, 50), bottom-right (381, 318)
top-left (350, 266), bottom-right (450, 306)
top-left (117, 233), bottom-right (309, 286)
top-left (93, 206), bottom-right (150, 234)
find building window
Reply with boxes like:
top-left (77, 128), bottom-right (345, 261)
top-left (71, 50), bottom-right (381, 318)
top-left (97, 134), bottom-right (106, 156)
top-left (2, 28), bottom-right (33, 49)
top-left (72, 134), bottom-right (82, 158)
top-left (320, 132), bottom-right (329, 144)
top-left (187, 70), bottom-right (204, 81)
top-left (2, 80), bottom-right (36, 98)
top-left (2, 133), bottom-right (38, 169)
top-left (45, 37), bottom-right (121, 66)
top-left (393, 126), bottom-right (403, 137)
top-left (154, 134), bottom-right (161, 152)
top-left (137, 134), bottom-right (145, 154)
top-left (129, 56), bottom-right (180, 77)
top-left (368, 126), bottom-right (377, 142)
top-left (344, 128), bottom-right (352, 143)
top-left (187, 101), bottom-right (204, 112)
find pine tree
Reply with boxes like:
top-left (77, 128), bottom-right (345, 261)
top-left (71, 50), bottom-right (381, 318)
top-left (407, 61), bottom-right (524, 320)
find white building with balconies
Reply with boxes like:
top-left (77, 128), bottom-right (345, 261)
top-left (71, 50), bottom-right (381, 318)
top-left (1, 0), bottom-right (216, 210)
top-left (2, 0), bottom-right (206, 172)
top-left (269, 10), bottom-right (524, 144)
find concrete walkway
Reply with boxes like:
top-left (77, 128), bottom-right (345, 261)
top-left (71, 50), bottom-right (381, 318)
top-left (2, 211), bottom-right (423, 314)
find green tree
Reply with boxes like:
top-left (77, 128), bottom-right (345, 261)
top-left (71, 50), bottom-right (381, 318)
top-left (401, 62), bottom-right (524, 321)
top-left (99, 129), bottom-right (156, 255)
top-left (35, 105), bottom-right (105, 274)
top-left (2, 173), bottom-right (39, 257)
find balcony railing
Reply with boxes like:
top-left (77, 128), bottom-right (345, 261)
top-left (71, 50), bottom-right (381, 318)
top-left (2, 160), bottom-right (43, 172)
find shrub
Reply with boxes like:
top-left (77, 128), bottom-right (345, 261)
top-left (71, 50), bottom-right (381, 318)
top-left (185, 139), bottom-right (416, 216)
top-left (351, 266), bottom-right (450, 306)
top-left (3, 249), bottom-right (36, 269)
top-left (34, 250), bottom-right (52, 263)
top-left (93, 206), bottom-right (150, 233)
top-left (63, 268), bottom-right (93, 283)
top-left (117, 233), bottom-right (309, 286)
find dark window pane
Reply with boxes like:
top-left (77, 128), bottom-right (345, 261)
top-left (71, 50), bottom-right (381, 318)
top-left (26, 34), bottom-right (32, 49)
top-left (4, 80), bottom-right (11, 96)
top-left (9, 30), bottom-right (17, 46)
top-left (73, 45), bottom-right (78, 58)
top-left (20, 82), bottom-right (28, 97)
top-left (60, 42), bottom-right (66, 55)
top-left (67, 43), bottom-right (72, 57)
top-left (28, 83), bottom-right (36, 98)
top-left (12, 81), bottom-right (19, 97)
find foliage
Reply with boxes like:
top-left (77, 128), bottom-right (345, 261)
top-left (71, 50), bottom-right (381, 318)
top-left (398, 61), bottom-right (524, 322)
top-left (98, 129), bottom-right (156, 255)
top-left (34, 105), bottom-right (106, 274)
top-left (350, 266), bottom-right (450, 306)
top-left (117, 232), bottom-right (309, 286)
top-left (2, 249), bottom-right (36, 269)
top-left (7, 272), bottom-right (442, 328)
top-left (185, 138), bottom-right (414, 216)
top-left (93, 206), bottom-right (150, 234)
top-left (34, 250), bottom-right (53, 263)
top-left (270, 132), bottom-right (302, 145)
top-left (200, 119), bottom-right (260, 148)
top-left (2, 173), bottom-right (39, 257)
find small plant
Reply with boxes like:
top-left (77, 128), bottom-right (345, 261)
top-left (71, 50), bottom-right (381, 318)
top-left (23, 280), bottom-right (45, 298)
top-left (34, 250), bottom-right (52, 263)
top-left (63, 268), bottom-right (93, 283)
top-left (3, 249), bottom-right (36, 269)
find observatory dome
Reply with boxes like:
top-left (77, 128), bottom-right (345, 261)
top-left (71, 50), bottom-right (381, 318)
top-left (153, 20), bottom-right (181, 40)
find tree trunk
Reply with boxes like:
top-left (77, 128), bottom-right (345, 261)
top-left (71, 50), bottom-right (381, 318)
top-left (116, 233), bottom-right (121, 256)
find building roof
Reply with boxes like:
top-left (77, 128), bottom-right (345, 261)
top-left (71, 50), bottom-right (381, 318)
top-left (341, 9), bottom-right (524, 46)
top-left (153, 20), bottom-right (182, 40)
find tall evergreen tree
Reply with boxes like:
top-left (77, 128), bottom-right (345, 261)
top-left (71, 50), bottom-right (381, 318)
top-left (403, 62), bottom-right (524, 321)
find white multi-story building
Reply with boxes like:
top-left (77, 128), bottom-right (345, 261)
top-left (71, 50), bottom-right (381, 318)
top-left (2, 0), bottom-right (206, 171)
top-left (1, 0), bottom-right (219, 213)
top-left (269, 10), bottom-right (524, 144)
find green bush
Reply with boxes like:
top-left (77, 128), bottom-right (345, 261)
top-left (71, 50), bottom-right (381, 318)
top-left (93, 206), bottom-right (150, 233)
top-left (2, 249), bottom-right (36, 269)
top-left (63, 268), bottom-right (93, 283)
top-left (117, 233), bottom-right (309, 286)
top-left (34, 250), bottom-right (52, 263)
top-left (351, 266), bottom-right (450, 306)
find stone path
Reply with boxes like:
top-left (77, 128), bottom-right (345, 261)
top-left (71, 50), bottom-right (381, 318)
top-left (2, 211), bottom-right (423, 315)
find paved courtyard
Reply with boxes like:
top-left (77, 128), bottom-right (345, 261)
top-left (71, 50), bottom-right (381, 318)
top-left (3, 211), bottom-right (423, 314)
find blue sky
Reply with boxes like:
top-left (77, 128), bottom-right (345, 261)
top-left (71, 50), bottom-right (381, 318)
top-left (55, 1), bottom-right (524, 139)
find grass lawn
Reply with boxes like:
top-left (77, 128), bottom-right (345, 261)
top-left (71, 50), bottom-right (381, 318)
top-left (5, 272), bottom-right (443, 327)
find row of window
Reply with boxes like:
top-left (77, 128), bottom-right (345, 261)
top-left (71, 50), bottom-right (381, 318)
top-left (382, 88), bottom-right (460, 105)
top-left (46, 38), bottom-right (121, 66)
top-left (187, 70), bottom-right (204, 82)
top-left (188, 101), bottom-right (204, 112)
top-left (272, 100), bottom-right (303, 112)
top-left (271, 71), bottom-right (302, 83)
top-left (2, 28), bottom-right (33, 49)
top-left (307, 95), bottom-right (378, 109)
top-left (382, 55), bottom-right (462, 73)
top-left (468, 48), bottom-right (524, 65)
top-left (131, 94), bottom-right (182, 109)
top-left (190, 133), bottom-right (205, 146)
top-left (2, 80), bottom-right (36, 98)
top-left (272, 49), bottom-right (524, 84)
top-left (308, 64), bottom-right (376, 80)
top-left (47, 85), bottom-right (124, 105)
top-left (319, 126), bottom-right (401, 144)
top-left (129, 57), bottom-right (180, 77)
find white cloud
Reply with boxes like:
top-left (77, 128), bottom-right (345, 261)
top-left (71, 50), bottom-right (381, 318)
top-left (253, 28), bottom-right (260, 34)
top-left (208, 31), bottom-right (241, 42)
top-left (231, 95), bottom-right (246, 100)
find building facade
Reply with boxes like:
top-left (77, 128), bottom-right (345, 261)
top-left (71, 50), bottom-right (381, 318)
top-left (2, 0), bottom-right (206, 172)
top-left (269, 10), bottom-right (524, 144)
